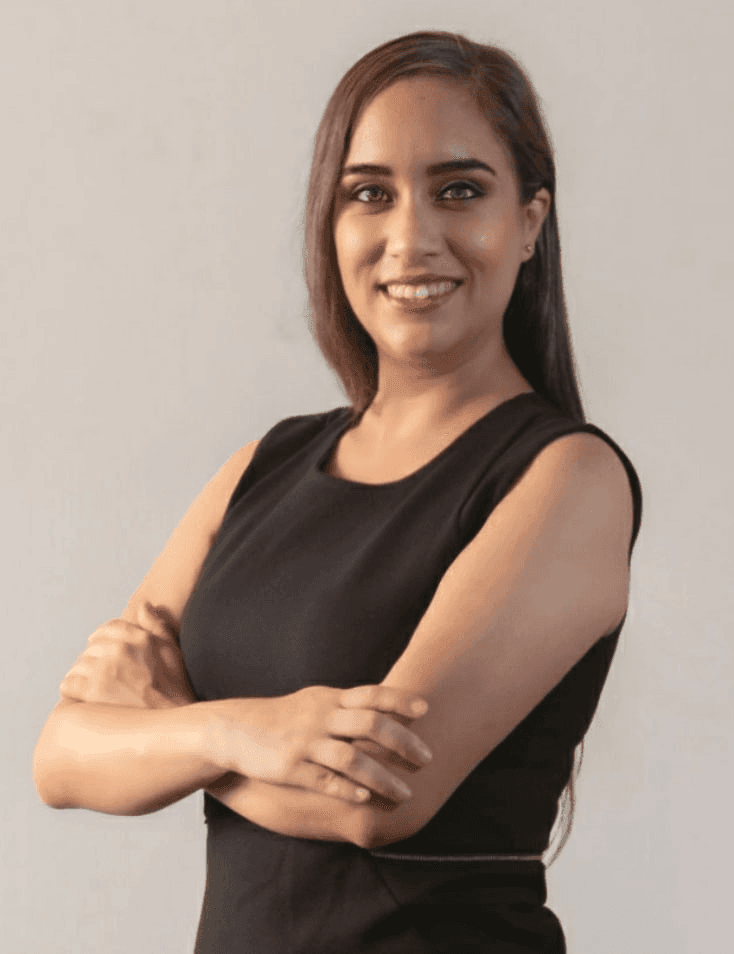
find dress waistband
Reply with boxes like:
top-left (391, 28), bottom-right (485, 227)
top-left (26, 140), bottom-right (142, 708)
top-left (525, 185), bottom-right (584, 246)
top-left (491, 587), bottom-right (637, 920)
top-left (367, 851), bottom-right (544, 862)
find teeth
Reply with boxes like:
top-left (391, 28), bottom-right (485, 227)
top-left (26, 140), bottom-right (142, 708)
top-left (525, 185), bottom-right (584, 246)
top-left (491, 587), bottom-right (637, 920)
top-left (385, 281), bottom-right (459, 300)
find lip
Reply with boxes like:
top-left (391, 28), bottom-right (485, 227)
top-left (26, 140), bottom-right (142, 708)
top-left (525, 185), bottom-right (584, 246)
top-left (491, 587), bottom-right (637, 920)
top-left (379, 275), bottom-right (463, 286)
top-left (379, 282), bottom-right (461, 312)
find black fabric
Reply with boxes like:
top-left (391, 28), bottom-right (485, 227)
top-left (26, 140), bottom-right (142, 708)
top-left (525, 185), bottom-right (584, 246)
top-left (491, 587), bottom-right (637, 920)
top-left (179, 391), bottom-right (643, 953)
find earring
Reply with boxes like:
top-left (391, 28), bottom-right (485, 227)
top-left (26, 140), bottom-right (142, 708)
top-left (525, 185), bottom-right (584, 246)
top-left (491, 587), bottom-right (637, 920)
top-left (524, 244), bottom-right (533, 253)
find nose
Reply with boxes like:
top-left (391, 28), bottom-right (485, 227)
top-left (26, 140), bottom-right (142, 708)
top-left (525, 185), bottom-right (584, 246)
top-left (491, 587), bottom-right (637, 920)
top-left (382, 193), bottom-right (443, 261)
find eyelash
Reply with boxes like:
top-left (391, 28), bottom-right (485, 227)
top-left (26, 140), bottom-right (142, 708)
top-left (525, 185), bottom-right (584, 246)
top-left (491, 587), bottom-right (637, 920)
top-left (349, 181), bottom-right (485, 205)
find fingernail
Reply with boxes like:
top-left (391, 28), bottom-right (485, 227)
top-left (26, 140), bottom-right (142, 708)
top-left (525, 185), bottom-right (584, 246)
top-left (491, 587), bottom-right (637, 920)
top-left (397, 780), bottom-right (412, 798)
top-left (417, 743), bottom-right (433, 761)
top-left (411, 700), bottom-right (428, 715)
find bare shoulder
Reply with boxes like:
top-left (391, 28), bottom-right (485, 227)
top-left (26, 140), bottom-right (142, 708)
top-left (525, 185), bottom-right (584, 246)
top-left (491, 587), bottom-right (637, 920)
top-left (534, 429), bottom-right (627, 471)
top-left (121, 437), bottom-right (262, 633)
top-left (543, 431), bottom-right (633, 506)
top-left (207, 439), bottom-right (263, 526)
top-left (519, 430), bottom-right (635, 563)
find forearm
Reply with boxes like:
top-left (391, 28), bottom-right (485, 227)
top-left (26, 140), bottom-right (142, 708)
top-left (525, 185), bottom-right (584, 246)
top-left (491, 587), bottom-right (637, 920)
top-left (204, 773), bottom-right (368, 847)
top-left (33, 701), bottom-right (226, 816)
top-left (202, 729), bottom-right (421, 848)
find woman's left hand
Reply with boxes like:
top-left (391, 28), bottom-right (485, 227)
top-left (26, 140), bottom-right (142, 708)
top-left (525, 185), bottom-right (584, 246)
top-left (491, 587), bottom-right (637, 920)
top-left (58, 603), bottom-right (197, 710)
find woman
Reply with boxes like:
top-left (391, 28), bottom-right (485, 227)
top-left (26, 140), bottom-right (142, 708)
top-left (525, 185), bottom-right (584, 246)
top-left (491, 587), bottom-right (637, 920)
top-left (34, 30), bottom-right (642, 954)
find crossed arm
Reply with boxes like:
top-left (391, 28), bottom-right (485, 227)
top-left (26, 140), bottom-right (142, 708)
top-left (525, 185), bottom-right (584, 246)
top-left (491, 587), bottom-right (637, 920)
top-left (51, 431), bottom-right (633, 851)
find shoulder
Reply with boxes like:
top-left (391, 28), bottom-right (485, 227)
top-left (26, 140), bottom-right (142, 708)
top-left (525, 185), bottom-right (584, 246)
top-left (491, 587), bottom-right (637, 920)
top-left (210, 439), bottom-right (262, 515)
top-left (551, 429), bottom-right (636, 516)
top-left (527, 428), bottom-right (634, 508)
top-left (120, 438), bottom-right (264, 631)
top-left (512, 430), bottom-right (635, 570)
top-left (257, 406), bottom-right (348, 446)
top-left (536, 429), bottom-right (630, 482)
top-left (275, 406), bottom-right (349, 428)
top-left (220, 407), bottom-right (346, 491)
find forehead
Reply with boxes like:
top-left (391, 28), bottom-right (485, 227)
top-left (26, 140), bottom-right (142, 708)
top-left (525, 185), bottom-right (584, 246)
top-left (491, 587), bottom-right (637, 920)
top-left (346, 76), bottom-right (507, 171)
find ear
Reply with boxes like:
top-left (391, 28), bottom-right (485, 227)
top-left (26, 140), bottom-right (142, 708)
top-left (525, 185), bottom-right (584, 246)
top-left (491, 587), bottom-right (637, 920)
top-left (524, 187), bottom-right (552, 245)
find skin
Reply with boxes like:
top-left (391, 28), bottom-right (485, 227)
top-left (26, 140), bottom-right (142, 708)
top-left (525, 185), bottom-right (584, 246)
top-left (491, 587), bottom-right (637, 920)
top-left (332, 75), bottom-right (552, 454)
top-left (38, 78), bottom-right (628, 851)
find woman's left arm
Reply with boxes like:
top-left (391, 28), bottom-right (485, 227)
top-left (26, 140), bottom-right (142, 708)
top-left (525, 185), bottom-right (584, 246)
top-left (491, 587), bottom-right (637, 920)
top-left (351, 432), bottom-right (634, 849)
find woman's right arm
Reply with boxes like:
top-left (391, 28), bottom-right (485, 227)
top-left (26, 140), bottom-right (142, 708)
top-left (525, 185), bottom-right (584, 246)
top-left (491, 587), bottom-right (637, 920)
top-left (32, 439), bottom-right (261, 815)
top-left (33, 698), bottom-right (229, 815)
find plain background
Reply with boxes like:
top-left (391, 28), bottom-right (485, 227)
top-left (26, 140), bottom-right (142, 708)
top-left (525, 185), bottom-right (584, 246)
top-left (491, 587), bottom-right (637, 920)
top-left (4, 2), bottom-right (732, 952)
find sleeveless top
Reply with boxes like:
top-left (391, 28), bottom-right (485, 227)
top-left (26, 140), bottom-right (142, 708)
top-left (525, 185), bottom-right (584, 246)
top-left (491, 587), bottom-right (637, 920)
top-left (179, 392), bottom-right (643, 954)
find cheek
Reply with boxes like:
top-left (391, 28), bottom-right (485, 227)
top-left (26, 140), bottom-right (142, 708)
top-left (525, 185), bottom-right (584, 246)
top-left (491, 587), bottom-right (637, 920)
top-left (471, 220), bottom-right (515, 261)
top-left (334, 218), bottom-right (366, 261)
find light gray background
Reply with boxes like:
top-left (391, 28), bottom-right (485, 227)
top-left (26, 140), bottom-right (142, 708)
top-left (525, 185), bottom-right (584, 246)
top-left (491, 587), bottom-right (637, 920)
top-left (4, 2), bottom-right (732, 952)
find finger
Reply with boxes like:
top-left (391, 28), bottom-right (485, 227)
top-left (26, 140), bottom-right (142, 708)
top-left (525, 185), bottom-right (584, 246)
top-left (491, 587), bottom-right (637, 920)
top-left (139, 603), bottom-right (180, 642)
top-left (94, 611), bottom-right (162, 644)
top-left (63, 657), bottom-right (88, 679)
top-left (63, 658), bottom-right (98, 687)
top-left (84, 635), bottom-right (118, 653)
top-left (89, 622), bottom-right (137, 645)
top-left (328, 708), bottom-right (433, 766)
top-left (309, 738), bottom-right (413, 803)
top-left (59, 683), bottom-right (86, 702)
top-left (339, 685), bottom-right (429, 718)
top-left (88, 628), bottom-right (156, 671)
top-left (295, 761), bottom-right (371, 803)
top-left (59, 671), bottom-right (88, 699)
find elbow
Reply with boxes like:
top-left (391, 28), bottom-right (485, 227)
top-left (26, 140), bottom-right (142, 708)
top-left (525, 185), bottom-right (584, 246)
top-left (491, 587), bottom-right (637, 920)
top-left (36, 792), bottom-right (72, 811)
top-left (33, 705), bottom-right (78, 809)
top-left (33, 747), bottom-right (71, 810)
top-left (352, 812), bottom-right (376, 850)
top-left (32, 722), bottom-right (84, 811)
top-left (354, 809), bottom-right (415, 851)
top-left (361, 823), bottom-right (400, 851)
top-left (34, 783), bottom-right (63, 810)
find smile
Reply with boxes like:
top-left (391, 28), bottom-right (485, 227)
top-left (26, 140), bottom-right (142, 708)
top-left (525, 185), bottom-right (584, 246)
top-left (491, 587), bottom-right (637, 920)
top-left (380, 281), bottom-right (461, 309)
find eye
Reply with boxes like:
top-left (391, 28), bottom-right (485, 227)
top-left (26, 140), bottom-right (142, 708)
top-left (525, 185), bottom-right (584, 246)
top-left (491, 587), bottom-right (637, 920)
top-left (441, 181), bottom-right (483, 200)
top-left (352, 185), bottom-right (387, 203)
top-left (349, 181), bottom-right (484, 205)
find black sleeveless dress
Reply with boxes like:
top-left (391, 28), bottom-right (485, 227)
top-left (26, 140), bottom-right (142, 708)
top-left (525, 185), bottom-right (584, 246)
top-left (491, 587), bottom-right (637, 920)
top-left (179, 392), bottom-right (643, 953)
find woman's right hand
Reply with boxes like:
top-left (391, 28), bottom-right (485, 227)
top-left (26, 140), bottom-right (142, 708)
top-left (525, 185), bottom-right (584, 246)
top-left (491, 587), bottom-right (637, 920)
top-left (207, 684), bottom-right (433, 805)
top-left (58, 603), bottom-right (197, 710)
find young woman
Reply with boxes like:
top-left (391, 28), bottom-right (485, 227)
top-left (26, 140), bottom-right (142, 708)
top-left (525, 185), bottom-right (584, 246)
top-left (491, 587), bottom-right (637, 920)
top-left (34, 30), bottom-right (642, 953)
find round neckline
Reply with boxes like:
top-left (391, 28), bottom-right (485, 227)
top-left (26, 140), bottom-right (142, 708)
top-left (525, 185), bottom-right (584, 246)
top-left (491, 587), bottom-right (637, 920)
top-left (315, 391), bottom-right (543, 488)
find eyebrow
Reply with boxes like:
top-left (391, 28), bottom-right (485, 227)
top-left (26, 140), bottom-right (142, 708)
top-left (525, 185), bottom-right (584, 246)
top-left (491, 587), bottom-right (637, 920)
top-left (340, 158), bottom-right (497, 179)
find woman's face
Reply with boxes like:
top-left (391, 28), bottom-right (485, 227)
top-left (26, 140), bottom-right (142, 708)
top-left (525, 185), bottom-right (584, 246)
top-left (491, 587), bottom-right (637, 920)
top-left (332, 76), bottom-right (551, 383)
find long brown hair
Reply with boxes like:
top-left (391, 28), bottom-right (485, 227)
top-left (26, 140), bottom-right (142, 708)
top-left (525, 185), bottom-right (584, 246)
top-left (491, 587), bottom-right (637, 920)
top-left (301, 29), bottom-right (586, 866)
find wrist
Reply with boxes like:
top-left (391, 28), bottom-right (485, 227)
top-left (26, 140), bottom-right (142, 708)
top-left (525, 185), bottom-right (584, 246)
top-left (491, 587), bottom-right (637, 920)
top-left (179, 700), bottom-right (230, 773)
top-left (194, 697), bottom-right (263, 775)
